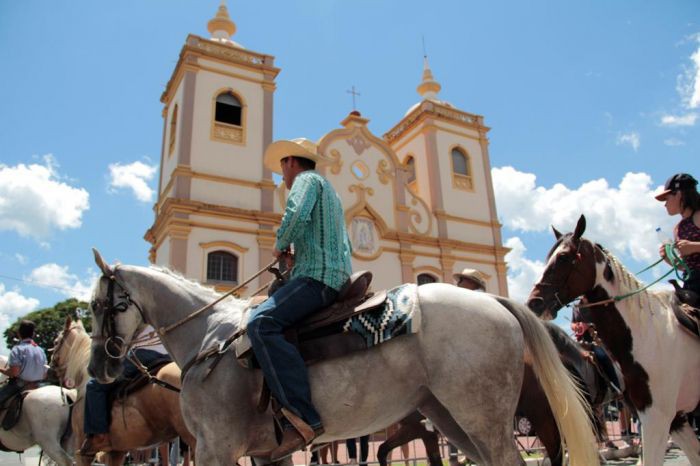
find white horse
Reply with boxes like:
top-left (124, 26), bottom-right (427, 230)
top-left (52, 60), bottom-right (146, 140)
top-left (528, 215), bottom-right (700, 466)
top-left (0, 353), bottom-right (76, 465)
top-left (86, 250), bottom-right (600, 466)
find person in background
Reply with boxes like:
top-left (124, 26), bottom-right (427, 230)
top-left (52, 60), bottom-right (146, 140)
top-left (453, 268), bottom-right (487, 292)
top-left (0, 320), bottom-right (47, 405)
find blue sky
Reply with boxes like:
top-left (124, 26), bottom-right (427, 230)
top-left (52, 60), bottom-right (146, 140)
top-left (0, 1), bottom-right (698, 351)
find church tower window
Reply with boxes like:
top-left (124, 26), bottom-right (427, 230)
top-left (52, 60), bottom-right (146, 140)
top-left (206, 250), bottom-right (238, 283)
top-left (451, 147), bottom-right (473, 191)
top-left (215, 92), bottom-right (242, 126)
top-left (404, 155), bottom-right (418, 193)
top-left (168, 104), bottom-right (178, 156)
top-left (212, 90), bottom-right (245, 144)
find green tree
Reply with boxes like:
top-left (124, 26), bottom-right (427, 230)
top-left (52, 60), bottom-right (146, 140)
top-left (4, 298), bottom-right (91, 354)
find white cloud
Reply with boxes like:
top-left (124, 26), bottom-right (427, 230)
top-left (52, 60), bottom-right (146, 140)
top-left (504, 237), bottom-right (545, 304)
top-left (492, 167), bottom-right (675, 263)
top-left (664, 138), bottom-right (685, 146)
top-left (108, 161), bottom-right (157, 203)
top-left (0, 284), bottom-right (40, 356)
top-left (660, 113), bottom-right (698, 126)
top-left (0, 155), bottom-right (90, 239)
top-left (26, 264), bottom-right (97, 302)
top-left (616, 132), bottom-right (640, 151)
top-left (681, 44), bottom-right (700, 109)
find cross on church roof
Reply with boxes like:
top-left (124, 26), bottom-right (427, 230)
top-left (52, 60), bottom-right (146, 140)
top-left (346, 85), bottom-right (361, 111)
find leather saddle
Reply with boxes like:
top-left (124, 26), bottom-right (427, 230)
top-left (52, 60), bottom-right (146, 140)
top-left (0, 382), bottom-right (38, 435)
top-left (237, 270), bottom-right (386, 366)
top-left (109, 357), bottom-right (173, 406)
top-left (669, 279), bottom-right (700, 338)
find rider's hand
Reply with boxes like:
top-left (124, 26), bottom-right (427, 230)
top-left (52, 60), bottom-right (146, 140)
top-left (658, 243), bottom-right (668, 259)
top-left (675, 239), bottom-right (700, 257)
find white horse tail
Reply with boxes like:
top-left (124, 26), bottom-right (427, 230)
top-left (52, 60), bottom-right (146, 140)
top-left (495, 297), bottom-right (600, 466)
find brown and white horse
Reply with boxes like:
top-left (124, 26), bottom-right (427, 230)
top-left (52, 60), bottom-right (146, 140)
top-left (527, 214), bottom-right (700, 466)
top-left (50, 317), bottom-right (196, 466)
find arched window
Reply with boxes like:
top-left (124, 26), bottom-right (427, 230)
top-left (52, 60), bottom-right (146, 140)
top-left (206, 251), bottom-right (238, 283)
top-left (417, 273), bottom-right (437, 286)
top-left (405, 156), bottom-right (416, 183)
top-left (451, 147), bottom-right (473, 191)
top-left (215, 92), bottom-right (242, 126)
top-left (168, 104), bottom-right (178, 156)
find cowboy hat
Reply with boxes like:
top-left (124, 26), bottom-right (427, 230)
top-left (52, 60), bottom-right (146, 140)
top-left (654, 173), bottom-right (698, 201)
top-left (263, 138), bottom-right (320, 174)
top-left (453, 268), bottom-right (487, 290)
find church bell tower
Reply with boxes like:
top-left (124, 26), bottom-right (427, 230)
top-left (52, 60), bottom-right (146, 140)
top-left (145, 2), bottom-right (281, 294)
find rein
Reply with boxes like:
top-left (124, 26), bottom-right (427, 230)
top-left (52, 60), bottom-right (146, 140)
top-left (575, 243), bottom-right (689, 309)
top-left (156, 258), bottom-right (280, 337)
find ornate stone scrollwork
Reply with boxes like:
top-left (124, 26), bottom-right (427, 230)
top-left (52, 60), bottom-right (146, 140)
top-left (405, 184), bottom-right (432, 236)
top-left (376, 159), bottom-right (393, 185)
top-left (213, 122), bottom-right (243, 143)
top-left (325, 149), bottom-right (343, 175)
top-left (346, 133), bottom-right (371, 155)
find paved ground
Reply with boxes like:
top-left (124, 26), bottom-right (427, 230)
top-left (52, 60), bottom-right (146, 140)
top-left (0, 445), bottom-right (691, 465)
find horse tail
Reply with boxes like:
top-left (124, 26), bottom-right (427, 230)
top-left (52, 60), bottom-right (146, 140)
top-left (495, 296), bottom-right (600, 466)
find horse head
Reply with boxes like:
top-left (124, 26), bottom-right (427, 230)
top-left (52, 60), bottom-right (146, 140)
top-left (527, 215), bottom-right (600, 319)
top-left (50, 315), bottom-right (91, 390)
top-left (87, 248), bottom-right (147, 383)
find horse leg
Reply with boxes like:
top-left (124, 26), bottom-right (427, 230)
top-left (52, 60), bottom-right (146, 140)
top-left (518, 364), bottom-right (562, 466)
top-left (417, 394), bottom-right (485, 465)
top-left (420, 393), bottom-right (524, 466)
top-left (377, 418), bottom-right (423, 466)
top-left (670, 416), bottom-right (700, 466)
top-left (104, 450), bottom-right (127, 466)
top-left (418, 428), bottom-right (443, 466)
top-left (638, 409), bottom-right (675, 466)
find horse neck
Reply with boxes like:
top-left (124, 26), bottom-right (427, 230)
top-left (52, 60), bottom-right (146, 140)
top-left (64, 328), bottom-right (92, 396)
top-left (121, 266), bottom-right (248, 368)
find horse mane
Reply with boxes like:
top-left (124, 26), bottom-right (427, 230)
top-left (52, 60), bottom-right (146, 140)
top-left (63, 321), bottom-right (92, 391)
top-left (593, 242), bottom-right (668, 317)
top-left (148, 265), bottom-right (245, 301)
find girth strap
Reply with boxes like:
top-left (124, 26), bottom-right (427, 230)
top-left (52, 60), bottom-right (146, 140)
top-left (180, 328), bottom-right (245, 381)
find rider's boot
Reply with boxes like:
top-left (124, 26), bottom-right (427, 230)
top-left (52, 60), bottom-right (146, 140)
top-left (78, 433), bottom-right (112, 456)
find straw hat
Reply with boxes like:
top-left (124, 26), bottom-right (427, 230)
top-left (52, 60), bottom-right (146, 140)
top-left (263, 138), bottom-right (320, 174)
top-left (453, 268), bottom-right (487, 290)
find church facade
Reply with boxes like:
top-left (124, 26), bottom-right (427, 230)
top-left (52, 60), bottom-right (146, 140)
top-left (145, 3), bottom-right (510, 296)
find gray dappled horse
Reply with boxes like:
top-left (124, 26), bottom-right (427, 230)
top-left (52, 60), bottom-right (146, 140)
top-left (86, 250), bottom-right (599, 466)
top-left (0, 355), bottom-right (76, 465)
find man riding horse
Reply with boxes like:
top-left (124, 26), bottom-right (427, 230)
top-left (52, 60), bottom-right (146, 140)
top-left (0, 320), bottom-right (47, 406)
top-left (248, 138), bottom-right (352, 461)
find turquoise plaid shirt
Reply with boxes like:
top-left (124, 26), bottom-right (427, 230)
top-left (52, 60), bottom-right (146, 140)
top-left (276, 170), bottom-right (352, 291)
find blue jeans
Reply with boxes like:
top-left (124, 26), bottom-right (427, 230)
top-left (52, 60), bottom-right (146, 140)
top-left (84, 349), bottom-right (167, 434)
top-left (248, 276), bottom-right (338, 429)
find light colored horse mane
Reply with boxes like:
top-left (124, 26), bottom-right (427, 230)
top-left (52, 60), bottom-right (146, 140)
top-left (149, 265), bottom-right (249, 324)
top-left (62, 321), bottom-right (92, 393)
top-left (597, 245), bottom-right (674, 331)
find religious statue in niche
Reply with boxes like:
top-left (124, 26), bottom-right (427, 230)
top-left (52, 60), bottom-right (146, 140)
top-left (351, 217), bottom-right (377, 255)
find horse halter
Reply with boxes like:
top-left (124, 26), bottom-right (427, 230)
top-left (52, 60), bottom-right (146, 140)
top-left (91, 270), bottom-right (144, 360)
top-left (536, 238), bottom-right (584, 311)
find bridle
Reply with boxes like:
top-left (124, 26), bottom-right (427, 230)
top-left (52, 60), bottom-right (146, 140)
top-left (535, 237), bottom-right (585, 312)
top-left (91, 268), bottom-right (146, 360)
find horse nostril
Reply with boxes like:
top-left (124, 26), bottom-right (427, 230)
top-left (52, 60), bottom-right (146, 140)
top-left (527, 297), bottom-right (544, 313)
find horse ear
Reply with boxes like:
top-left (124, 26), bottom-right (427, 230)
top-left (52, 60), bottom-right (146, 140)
top-left (64, 315), bottom-right (72, 331)
top-left (92, 248), bottom-right (113, 277)
top-left (552, 225), bottom-right (563, 240)
top-left (573, 215), bottom-right (586, 240)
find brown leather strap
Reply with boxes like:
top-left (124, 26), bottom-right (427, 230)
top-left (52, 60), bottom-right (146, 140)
top-left (280, 407), bottom-right (315, 444)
